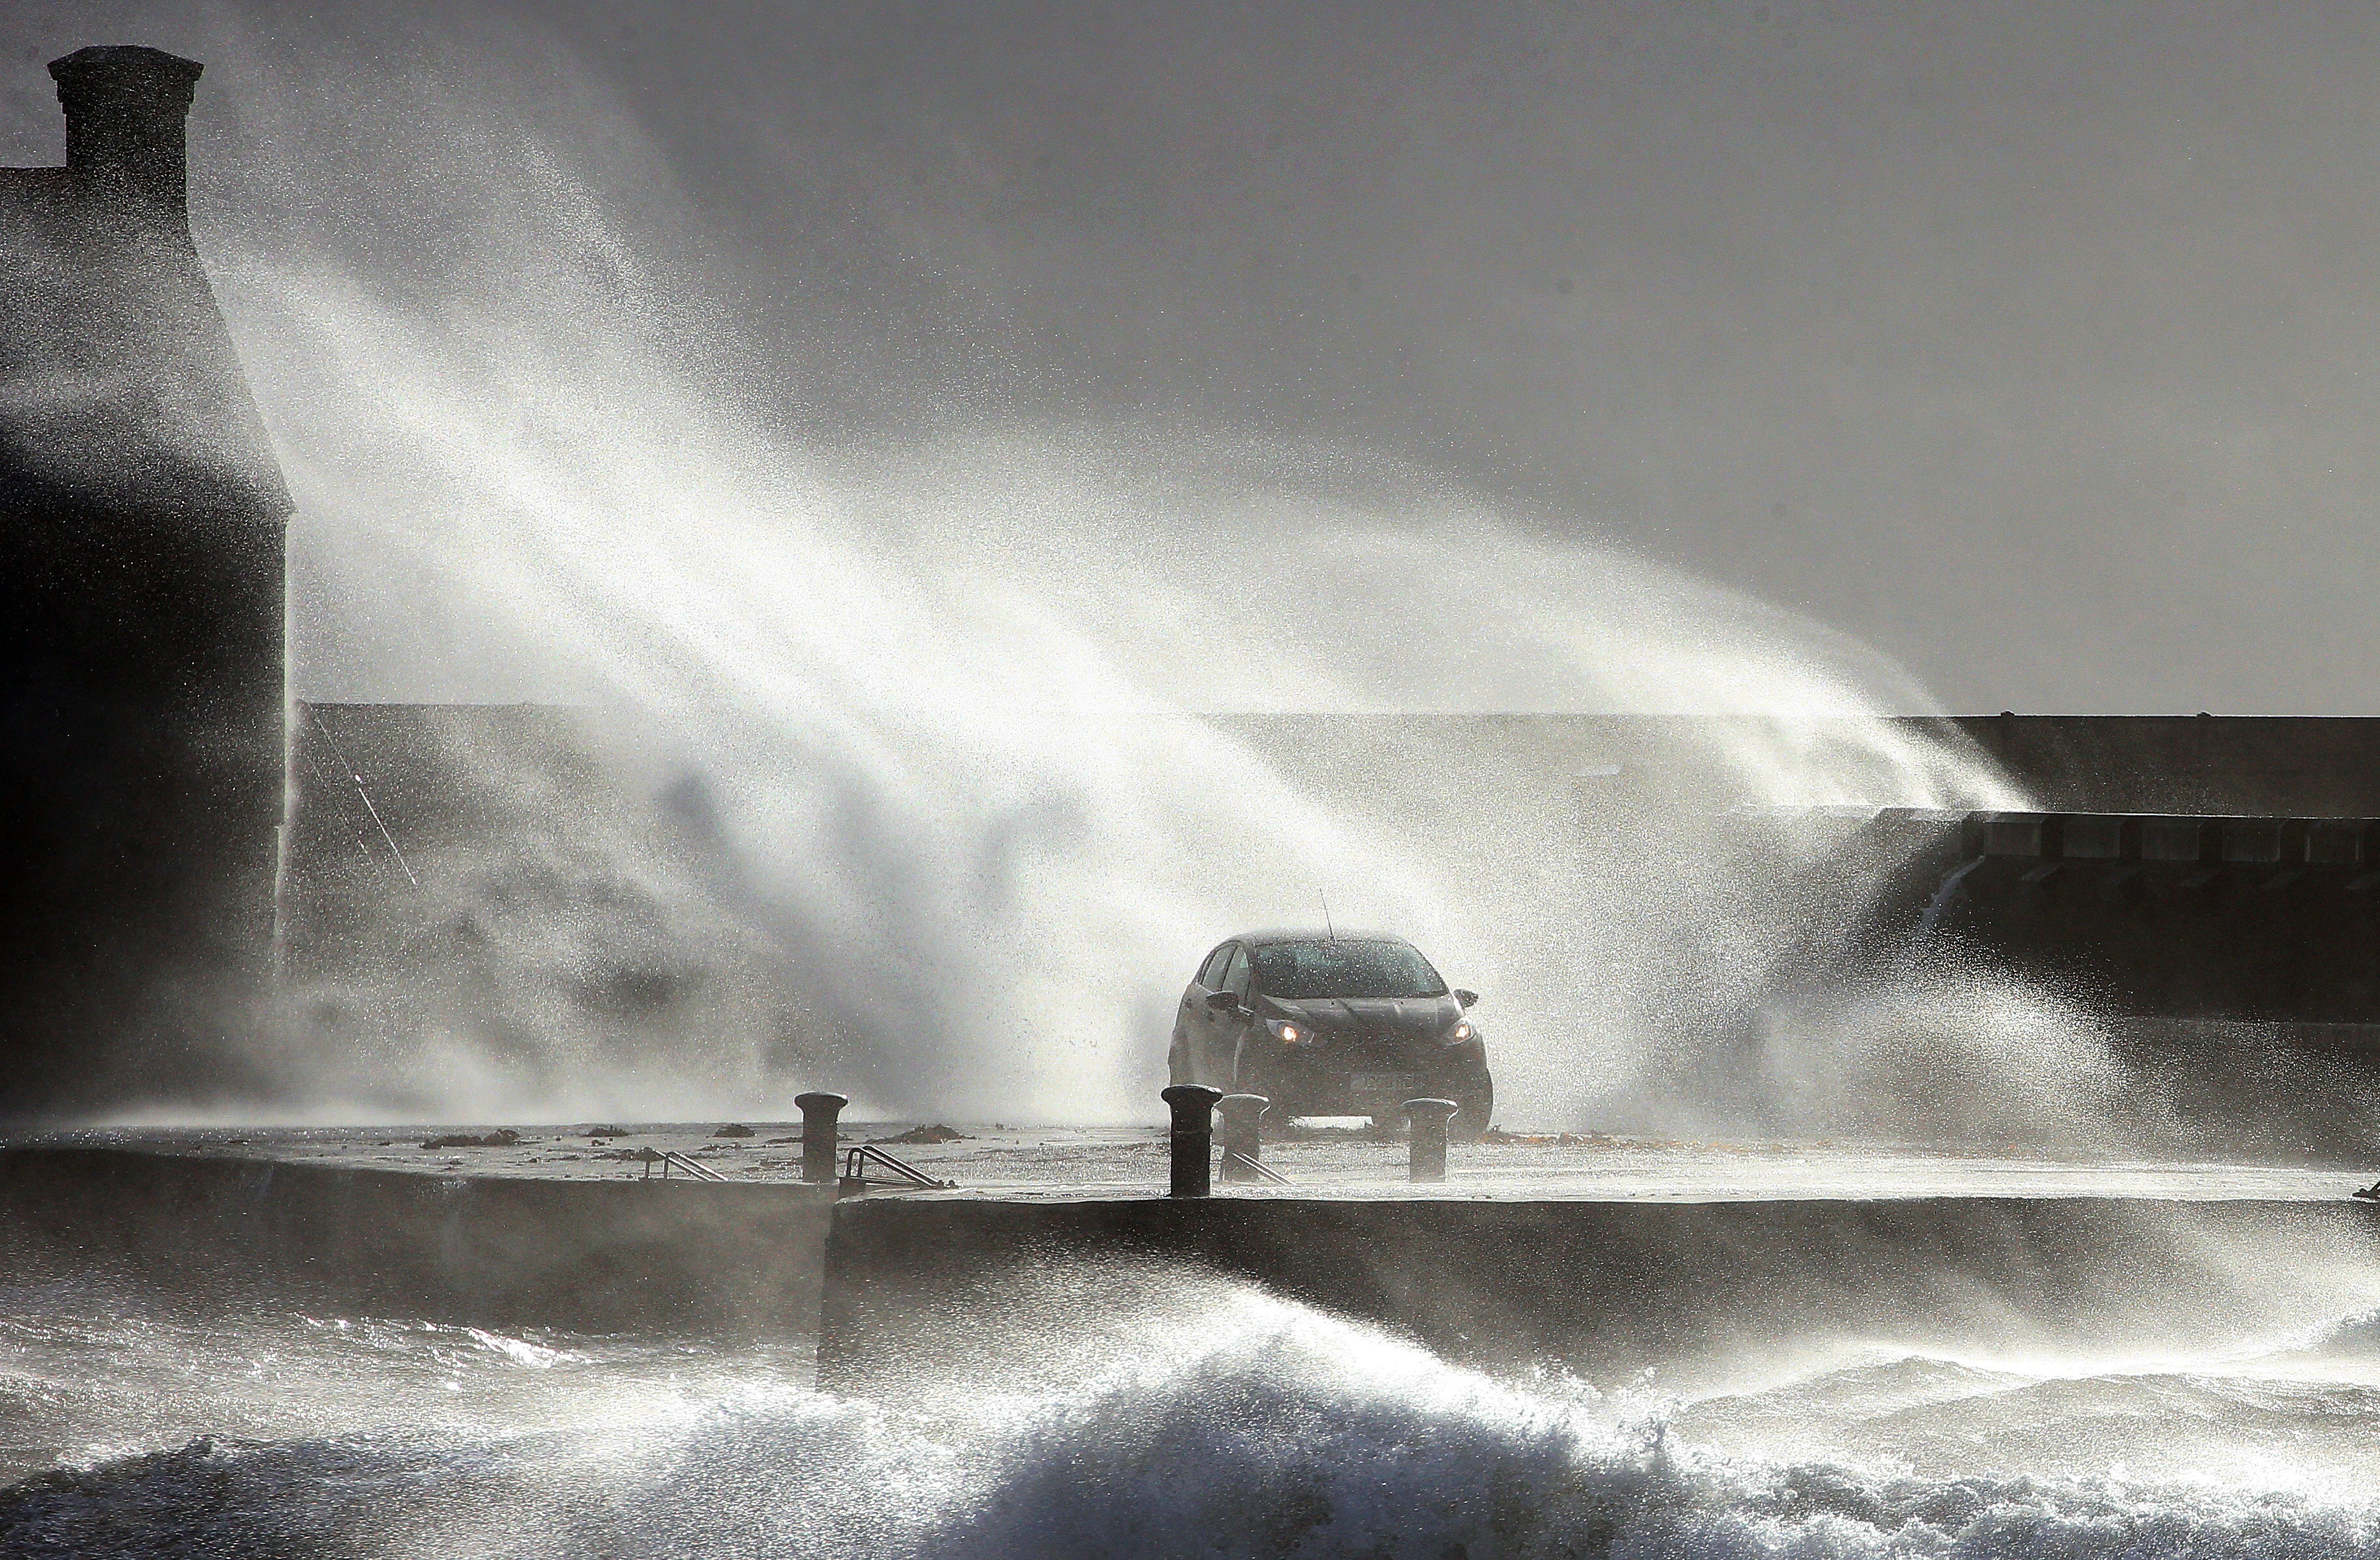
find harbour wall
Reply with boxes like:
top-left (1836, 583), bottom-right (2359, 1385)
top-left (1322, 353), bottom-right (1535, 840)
top-left (0, 1147), bottom-right (832, 1333)
top-left (815, 1192), bottom-right (2380, 1390)
top-left (9, 1147), bottom-right (2376, 1385)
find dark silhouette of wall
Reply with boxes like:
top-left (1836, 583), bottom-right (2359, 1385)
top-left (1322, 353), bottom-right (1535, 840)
top-left (0, 1146), bottom-right (832, 1333)
top-left (816, 1192), bottom-right (2380, 1390)
top-left (0, 48), bottom-right (289, 1119)
top-left (1220, 712), bottom-right (2380, 818)
top-left (1941, 714), bottom-right (2380, 817)
top-left (1800, 808), bottom-right (2380, 1026)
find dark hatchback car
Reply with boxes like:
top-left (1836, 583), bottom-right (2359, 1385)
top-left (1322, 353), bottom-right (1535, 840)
top-left (1169, 931), bottom-right (1492, 1138)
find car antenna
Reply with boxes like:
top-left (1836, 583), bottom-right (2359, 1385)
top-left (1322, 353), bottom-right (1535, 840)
top-left (1319, 890), bottom-right (1335, 942)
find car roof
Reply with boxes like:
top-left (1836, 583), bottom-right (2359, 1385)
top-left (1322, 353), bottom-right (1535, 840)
top-left (1225, 928), bottom-right (1419, 949)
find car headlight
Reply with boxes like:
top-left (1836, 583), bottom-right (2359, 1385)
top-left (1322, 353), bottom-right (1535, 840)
top-left (1444, 1021), bottom-right (1473, 1043)
top-left (1267, 1018), bottom-right (1314, 1045)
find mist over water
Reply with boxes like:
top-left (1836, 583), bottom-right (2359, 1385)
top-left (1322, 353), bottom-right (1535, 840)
top-left (15, 1269), bottom-right (2380, 1559)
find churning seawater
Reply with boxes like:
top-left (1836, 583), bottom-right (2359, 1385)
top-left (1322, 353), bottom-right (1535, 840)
top-left (8, 1273), bottom-right (2380, 1559)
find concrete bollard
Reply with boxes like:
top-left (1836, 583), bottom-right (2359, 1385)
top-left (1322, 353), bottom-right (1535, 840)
top-left (1215, 1094), bottom-right (1271, 1182)
top-left (795, 1092), bottom-right (848, 1185)
top-left (1402, 1099), bottom-right (1460, 1183)
top-left (1161, 1084), bottom-right (1224, 1197)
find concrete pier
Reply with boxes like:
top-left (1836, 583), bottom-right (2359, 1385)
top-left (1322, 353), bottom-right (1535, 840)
top-left (0, 1145), bottom-right (833, 1333)
top-left (814, 1191), bottom-right (2380, 1391)
top-left (6, 1129), bottom-right (2374, 1387)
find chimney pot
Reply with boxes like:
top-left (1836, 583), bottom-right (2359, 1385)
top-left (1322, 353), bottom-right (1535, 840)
top-left (49, 45), bottom-right (205, 213)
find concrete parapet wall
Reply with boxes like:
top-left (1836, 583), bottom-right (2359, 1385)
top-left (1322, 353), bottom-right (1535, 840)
top-left (817, 1192), bottom-right (2380, 1390)
top-left (14, 1147), bottom-right (2374, 1391)
top-left (1955, 809), bottom-right (2380, 867)
top-left (1776, 806), bottom-right (2380, 1033)
top-left (0, 1147), bottom-right (832, 1333)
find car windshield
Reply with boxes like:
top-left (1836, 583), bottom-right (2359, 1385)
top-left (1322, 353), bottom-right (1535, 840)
top-left (1251, 940), bottom-right (1447, 1000)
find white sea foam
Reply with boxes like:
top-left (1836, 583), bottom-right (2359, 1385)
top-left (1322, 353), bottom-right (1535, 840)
top-left (11, 1283), bottom-right (2380, 1558)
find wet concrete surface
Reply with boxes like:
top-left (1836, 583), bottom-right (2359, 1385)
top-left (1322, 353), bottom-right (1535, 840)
top-left (10, 1122), bottom-right (2371, 1202)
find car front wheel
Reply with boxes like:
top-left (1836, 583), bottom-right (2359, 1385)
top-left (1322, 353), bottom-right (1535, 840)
top-left (1449, 1065), bottom-right (1493, 1142)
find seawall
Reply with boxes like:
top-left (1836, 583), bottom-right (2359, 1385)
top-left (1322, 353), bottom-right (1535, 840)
top-left (0, 1146), bottom-right (833, 1333)
top-left (10, 1146), bottom-right (2374, 1385)
top-left (816, 1192), bottom-right (2380, 1390)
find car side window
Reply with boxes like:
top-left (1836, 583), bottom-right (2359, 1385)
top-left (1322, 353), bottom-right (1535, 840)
top-left (1222, 945), bottom-right (1252, 997)
top-left (1197, 945), bottom-right (1233, 988)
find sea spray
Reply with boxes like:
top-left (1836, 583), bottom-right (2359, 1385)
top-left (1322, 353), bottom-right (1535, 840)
top-left (183, 41), bottom-right (2095, 1142)
top-left (14, 1280), bottom-right (2380, 1558)
top-left (220, 246), bottom-right (2040, 1135)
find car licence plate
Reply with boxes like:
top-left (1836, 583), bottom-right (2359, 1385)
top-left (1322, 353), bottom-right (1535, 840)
top-left (1350, 1072), bottom-right (1419, 1103)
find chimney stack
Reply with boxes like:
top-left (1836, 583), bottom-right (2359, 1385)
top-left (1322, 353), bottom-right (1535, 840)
top-left (49, 45), bottom-right (204, 215)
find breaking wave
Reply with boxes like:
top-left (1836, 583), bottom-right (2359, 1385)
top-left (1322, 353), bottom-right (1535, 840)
top-left (10, 1284), bottom-right (2380, 1559)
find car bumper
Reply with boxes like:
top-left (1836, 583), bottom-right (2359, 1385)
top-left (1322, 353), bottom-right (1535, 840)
top-left (1252, 1042), bottom-right (1487, 1114)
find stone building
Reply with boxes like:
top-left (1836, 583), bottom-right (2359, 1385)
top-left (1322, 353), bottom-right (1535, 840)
top-left (0, 47), bottom-right (290, 1116)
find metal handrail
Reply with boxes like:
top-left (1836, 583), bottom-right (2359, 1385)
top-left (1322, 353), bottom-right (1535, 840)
top-left (639, 1148), bottom-right (731, 1182)
top-left (842, 1144), bottom-right (956, 1190)
top-left (1223, 1148), bottom-right (1292, 1186)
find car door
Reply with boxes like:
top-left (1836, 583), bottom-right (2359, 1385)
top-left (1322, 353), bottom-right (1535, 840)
top-left (1210, 943), bottom-right (1255, 1082)
top-left (1179, 942), bottom-right (1235, 1085)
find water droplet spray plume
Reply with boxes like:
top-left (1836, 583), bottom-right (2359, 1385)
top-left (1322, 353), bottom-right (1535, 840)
top-left (198, 58), bottom-right (2065, 1135)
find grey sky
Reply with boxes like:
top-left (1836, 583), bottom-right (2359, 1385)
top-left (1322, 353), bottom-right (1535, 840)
top-left (5, 1), bottom-right (2377, 713)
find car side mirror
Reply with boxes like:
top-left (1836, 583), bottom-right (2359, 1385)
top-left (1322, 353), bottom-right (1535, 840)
top-left (1206, 989), bottom-right (1241, 1013)
top-left (1454, 989), bottom-right (1478, 1010)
